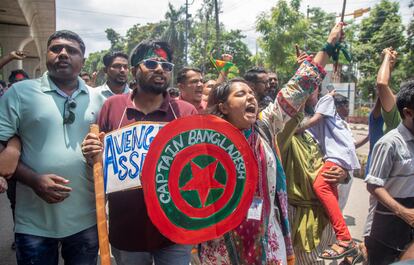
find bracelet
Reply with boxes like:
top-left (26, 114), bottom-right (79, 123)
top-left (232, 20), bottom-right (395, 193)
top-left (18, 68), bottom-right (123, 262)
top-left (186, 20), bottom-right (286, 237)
top-left (322, 42), bottom-right (337, 58)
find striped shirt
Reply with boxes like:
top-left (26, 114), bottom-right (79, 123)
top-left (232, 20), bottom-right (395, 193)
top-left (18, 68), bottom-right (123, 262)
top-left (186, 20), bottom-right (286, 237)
top-left (364, 123), bottom-right (414, 236)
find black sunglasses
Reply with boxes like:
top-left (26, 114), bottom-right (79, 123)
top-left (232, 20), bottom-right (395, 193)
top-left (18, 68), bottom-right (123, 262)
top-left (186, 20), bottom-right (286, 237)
top-left (138, 59), bottom-right (174, 72)
top-left (63, 98), bottom-right (77, 124)
top-left (49, 44), bottom-right (82, 56)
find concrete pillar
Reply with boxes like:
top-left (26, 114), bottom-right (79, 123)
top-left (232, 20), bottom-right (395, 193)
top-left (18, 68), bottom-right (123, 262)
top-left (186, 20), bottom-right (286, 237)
top-left (17, 36), bottom-right (33, 69)
top-left (17, 0), bottom-right (55, 73)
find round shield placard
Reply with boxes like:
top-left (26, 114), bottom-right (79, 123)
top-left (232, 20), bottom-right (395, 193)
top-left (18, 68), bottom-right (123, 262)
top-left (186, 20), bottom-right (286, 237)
top-left (142, 115), bottom-right (258, 244)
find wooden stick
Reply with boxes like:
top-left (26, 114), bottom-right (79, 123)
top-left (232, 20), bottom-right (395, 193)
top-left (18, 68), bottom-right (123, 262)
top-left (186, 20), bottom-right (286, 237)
top-left (334, 0), bottom-right (347, 76)
top-left (90, 124), bottom-right (111, 265)
top-left (340, 0), bottom-right (347, 23)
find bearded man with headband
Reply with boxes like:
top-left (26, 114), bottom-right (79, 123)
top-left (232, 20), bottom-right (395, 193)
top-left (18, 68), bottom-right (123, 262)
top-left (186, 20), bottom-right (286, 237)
top-left (82, 40), bottom-right (198, 265)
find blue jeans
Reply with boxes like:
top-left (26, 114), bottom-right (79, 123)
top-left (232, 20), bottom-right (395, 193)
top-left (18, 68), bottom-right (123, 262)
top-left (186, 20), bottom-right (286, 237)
top-left (111, 244), bottom-right (192, 265)
top-left (15, 225), bottom-right (98, 265)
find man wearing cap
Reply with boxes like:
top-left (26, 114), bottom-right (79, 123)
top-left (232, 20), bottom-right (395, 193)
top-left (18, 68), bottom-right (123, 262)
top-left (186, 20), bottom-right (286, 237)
top-left (0, 30), bottom-right (105, 265)
top-left (82, 40), bottom-right (197, 265)
top-left (95, 51), bottom-right (131, 99)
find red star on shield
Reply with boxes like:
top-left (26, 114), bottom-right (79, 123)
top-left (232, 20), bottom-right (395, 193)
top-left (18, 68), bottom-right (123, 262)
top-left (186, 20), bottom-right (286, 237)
top-left (180, 160), bottom-right (225, 207)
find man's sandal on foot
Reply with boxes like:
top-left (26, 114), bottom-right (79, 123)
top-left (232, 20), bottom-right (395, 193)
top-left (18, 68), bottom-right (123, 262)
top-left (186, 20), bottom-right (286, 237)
top-left (319, 240), bottom-right (358, 260)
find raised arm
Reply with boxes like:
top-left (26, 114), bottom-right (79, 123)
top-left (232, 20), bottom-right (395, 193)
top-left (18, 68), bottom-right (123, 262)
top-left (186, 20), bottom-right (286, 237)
top-left (215, 54), bottom-right (233, 85)
top-left (0, 51), bottom-right (26, 69)
top-left (376, 48), bottom-right (397, 112)
top-left (313, 22), bottom-right (344, 68)
top-left (259, 23), bottom-right (343, 135)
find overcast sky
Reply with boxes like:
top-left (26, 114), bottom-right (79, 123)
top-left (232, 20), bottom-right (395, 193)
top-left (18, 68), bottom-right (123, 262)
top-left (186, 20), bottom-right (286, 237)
top-left (56, 0), bottom-right (412, 56)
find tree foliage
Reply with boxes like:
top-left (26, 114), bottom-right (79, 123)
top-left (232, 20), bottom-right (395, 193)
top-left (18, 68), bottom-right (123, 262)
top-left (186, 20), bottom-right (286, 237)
top-left (402, 0), bottom-right (414, 80)
top-left (83, 0), bottom-right (251, 84)
top-left (255, 0), bottom-right (338, 83)
top-left (124, 23), bottom-right (167, 55)
top-left (105, 28), bottom-right (124, 51)
top-left (353, 0), bottom-right (406, 99)
top-left (83, 0), bottom-right (411, 95)
top-left (256, 0), bottom-right (307, 83)
top-left (188, 0), bottom-right (252, 77)
top-left (161, 3), bottom-right (187, 78)
top-left (305, 7), bottom-right (336, 53)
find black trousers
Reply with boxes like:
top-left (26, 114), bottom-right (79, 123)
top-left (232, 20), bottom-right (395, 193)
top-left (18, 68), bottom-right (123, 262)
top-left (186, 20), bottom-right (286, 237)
top-left (365, 198), bottom-right (414, 265)
top-left (365, 236), bottom-right (404, 265)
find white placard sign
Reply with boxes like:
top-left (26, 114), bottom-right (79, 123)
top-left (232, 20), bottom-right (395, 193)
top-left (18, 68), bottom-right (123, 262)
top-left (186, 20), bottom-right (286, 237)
top-left (103, 122), bottom-right (165, 193)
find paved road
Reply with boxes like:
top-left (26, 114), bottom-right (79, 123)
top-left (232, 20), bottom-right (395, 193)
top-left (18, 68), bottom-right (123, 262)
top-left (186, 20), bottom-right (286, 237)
top-left (0, 193), bottom-right (115, 265)
top-left (343, 178), bottom-right (370, 242)
top-left (346, 123), bottom-right (370, 242)
top-left (0, 193), bottom-right (16, 265)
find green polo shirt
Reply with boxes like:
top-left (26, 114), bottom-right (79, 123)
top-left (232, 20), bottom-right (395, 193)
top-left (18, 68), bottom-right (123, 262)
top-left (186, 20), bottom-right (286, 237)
top-left (0, 72), bottom-right (106, 238)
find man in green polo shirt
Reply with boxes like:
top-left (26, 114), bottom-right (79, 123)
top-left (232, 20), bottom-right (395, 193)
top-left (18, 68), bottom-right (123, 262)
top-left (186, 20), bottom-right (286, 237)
top-left (0, 30), bottom-right (105, 265)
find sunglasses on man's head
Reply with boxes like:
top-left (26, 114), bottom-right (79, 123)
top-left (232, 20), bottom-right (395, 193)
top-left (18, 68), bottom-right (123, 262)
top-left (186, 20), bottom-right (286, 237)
top-left (63, 98), bottom-right (77, 124)
top-left (138, 59), bottom-right (174, 72)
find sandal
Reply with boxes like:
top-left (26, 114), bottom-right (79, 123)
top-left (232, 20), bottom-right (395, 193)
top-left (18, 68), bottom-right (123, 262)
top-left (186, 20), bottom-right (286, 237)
top-left (338, 243), bottom-right (368, 265)
top-left (339, 253), bottom-right (364, 265)
top-left (319, 240), bottom-right (358, 260)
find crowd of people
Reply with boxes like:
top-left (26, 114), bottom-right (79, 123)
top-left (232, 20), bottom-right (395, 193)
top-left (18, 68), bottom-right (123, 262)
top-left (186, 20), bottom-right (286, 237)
top-left (0, 21), bottom-right (413, 265)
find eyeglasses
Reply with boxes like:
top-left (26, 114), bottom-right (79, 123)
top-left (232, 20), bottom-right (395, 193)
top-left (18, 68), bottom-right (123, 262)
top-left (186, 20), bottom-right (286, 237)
top-left (49, 44), bottom-right (82, 56)
top-left (63, 98), bottom-right (77, 124)
top-left (111, 63), bottom-right (129, 70)
top-left (138, 59), bottom-right (174, 72)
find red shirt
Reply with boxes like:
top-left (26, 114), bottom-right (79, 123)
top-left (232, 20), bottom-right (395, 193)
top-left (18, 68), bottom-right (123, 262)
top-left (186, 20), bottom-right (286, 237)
top-left (178, 95), bottom-right (207, 114)
top-left (98, 92), bottom-right (197, 251)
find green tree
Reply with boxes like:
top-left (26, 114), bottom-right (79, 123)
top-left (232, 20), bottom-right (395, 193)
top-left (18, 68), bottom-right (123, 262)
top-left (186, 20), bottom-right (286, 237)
top-left (401, 0), bottom-right (414, 80)
top-left (220, 30), bottom-right (252, 75)
top-left (83, 1), bottom-right (253, 82)
top-left (305, 7), bottom-right (336, 53)
top-left (83, 50), bottom-right (107, 86)
top-left (162, 3), bottom-right (187, 77)
top-left (105, 28), bottom-right (124, 51)
top-left (256, 0), bottom-right (307, 83)
top-left (353, 0), bottom-right (405, 99)
top-left (124, 23), bottom-right (167, 55)
top-left (188, 1), bottom-right (251, 78)
top-left (189, 0), bottom-right (216, 73)
top-left (188, 21), bottom-right (251, 77)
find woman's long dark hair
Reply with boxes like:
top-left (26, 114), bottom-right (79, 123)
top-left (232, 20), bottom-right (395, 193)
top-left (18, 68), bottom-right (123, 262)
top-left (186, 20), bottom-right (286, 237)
top-left (206, 78), bottom-right (249, 118)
